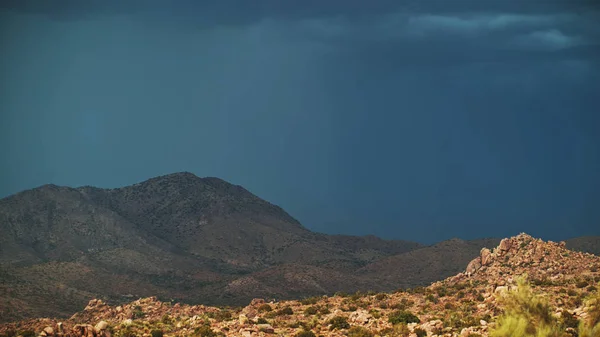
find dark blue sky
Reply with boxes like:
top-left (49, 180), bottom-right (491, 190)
top-left (1, 1), bottom-right (599, 244)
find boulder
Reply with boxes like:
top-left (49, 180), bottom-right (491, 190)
top-left (466, 257), bottom-right (482, 276)
top-left (43, 326), bottom-right (54, 336)
top-left (480, 248), bottom-right (492, 266)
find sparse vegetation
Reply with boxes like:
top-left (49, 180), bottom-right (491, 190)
top-left (150, 329), bottom-right (163, 337)
top-left (132, 305), bottom-right (145, 319)
top-left (2, 233), bottom-right (599, 337)
top-left (490, 276), bottom-right (600, 337)
top-left (276, 306), bottom-right (294, 316)
top-left (303, 306), bottom-right (318, 315)
top-left (388, 310), bottom-right (420, 325)
top-left (347, 326), bottom-right (374, 337)
top-left (328, 316), bottom-right (350, 330)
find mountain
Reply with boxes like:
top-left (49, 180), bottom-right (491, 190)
top-left (0, 173), bottom-right (598, 323)
top-left (2, 234), bottom-right (598, 337)
top-left (0, 173), bottom-right (421, 322)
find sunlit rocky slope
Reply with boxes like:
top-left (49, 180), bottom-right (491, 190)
top-left (1, 233), bottom-right (598, 337)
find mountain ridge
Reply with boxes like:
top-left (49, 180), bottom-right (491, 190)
top-left (0, 172), bottom-right (598, 323)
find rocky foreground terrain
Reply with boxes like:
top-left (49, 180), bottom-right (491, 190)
top-left (1, 233), bottom-right (598, 337)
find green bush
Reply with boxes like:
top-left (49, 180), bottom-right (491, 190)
top-left (328, 316), bottom-right (350, 330)
top-left (388, 310), bottom-right (420, 325)
top-left (347, 326), bottom-right (374, 337)
top-left (150, 329), bottom-right (163, 337)
top-left (578, 284), bottom-right (600, 337)
top-left (489, 275), bottom-right (599, 337)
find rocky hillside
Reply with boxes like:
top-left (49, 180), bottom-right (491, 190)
top-left (0, 173), bottom-right (598, 323)
top-left (0, 173), bottom-right (424, 321)
top-left (1, 233), bottom-right (598, 337)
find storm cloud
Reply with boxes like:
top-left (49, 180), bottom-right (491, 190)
top-left (1, 1), bottom-right (599, 243)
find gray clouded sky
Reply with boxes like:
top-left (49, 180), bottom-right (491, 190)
top-left (1, 0), bottom-right (599, 243)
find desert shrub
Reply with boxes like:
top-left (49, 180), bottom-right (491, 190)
top-left (257, 303), bottom-right (272, 312)
top-left (414, 327), bottom-right (427, 337)
top-left (150, 329), bottom-right (163, 337)
top-left (287, 321), bottom-right (301, 328)
top-left (390, 302), bottom-right (406, 310)
top-left (412, 286), bottom-right (426, 294)
top-left (369, 309), bottom-right (382, 319)
top-left (132, 305), bottom-right (145, 319)
top-left (256, 317), bottom-right (268, 324)
top-left (328, 316), bottom-right (350, 330)
top-left (558, 309), bottom-right (579, 329)
top-left (587, 285), bottom-right (597, 292)
top-left (347, 326), bottom-right (374, 337)
top-left (300, 297), bottom-right (319, 305)
top-left (160, 314), bottom-right (172, 324)
top-left (193, 325), bottom-right (223, 337)
top-left (490, 275), bottom-right (565, 337)
top-left (531, 277), bottom-right (553, 287)
top-left (426, 293), bottom-right (438, 304)
top-left (294, 330), bottom-right (316, 337)
top-left (444, 302), bottom-right (455, 310)
top-left (19, 331), bottom-right (35, 337)
top-left (578, 284), bottom-right (600, 337)
top-left (476, 293), bottom-right (485, 302)
top-left (379, 323), bottom-right (410, 336)
top-left (445, 312), bottom-right (479, 330)
top-left (277, 306), bottom-right (293, 316)
top-left (568, 289), bottom-right (578, 297)
top-left (436, 286), bottom-right (448, 297)
top-left (457, 291), bottom-right (465, 299)
top-left (263, 311), bottom-right (277, 319)
top-left (577, 280), bottom-right (589, 289)
top-left (351, 291), bottom-right (364, 301)
top-left (319, 306), bottom-right (331, 315)
top-left (489, 284), bottom-right (600, 337)
top-left (304, 306), bottom-right (318, 315)
top-left (208, 309), bottom-right (232, 322)
top-left (388, 310), bottom-right (420, 325)
top-left (375, 293), bottom-right (388, 301)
